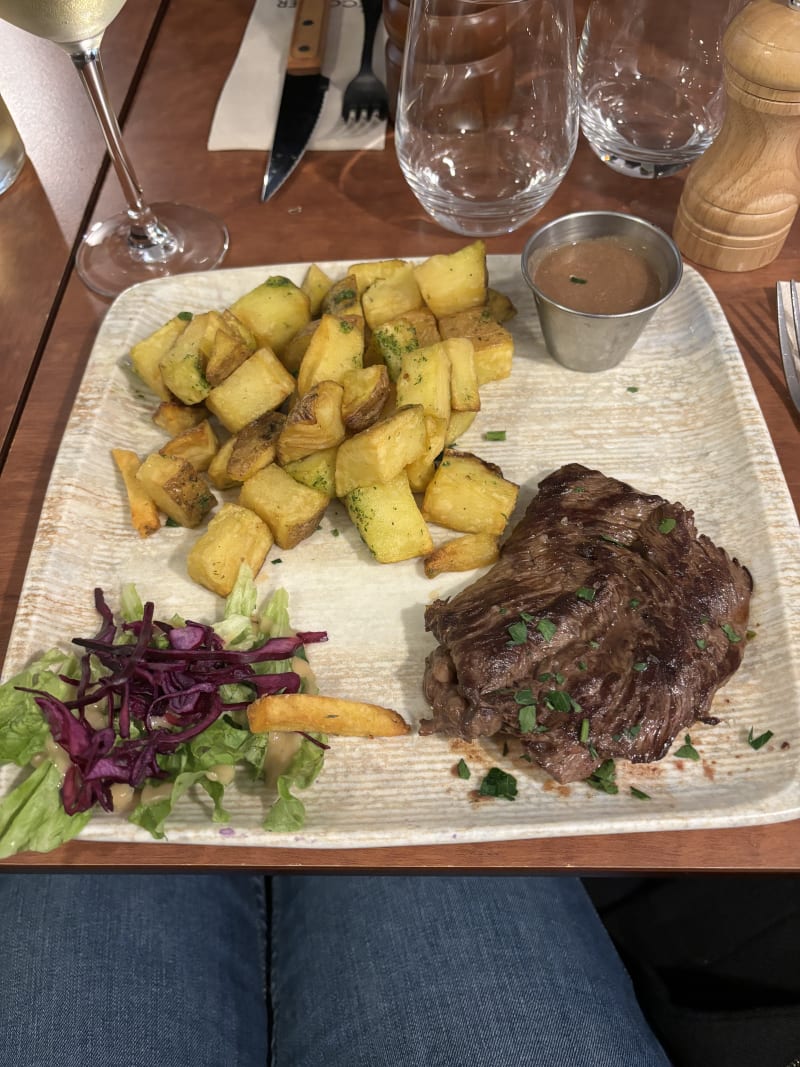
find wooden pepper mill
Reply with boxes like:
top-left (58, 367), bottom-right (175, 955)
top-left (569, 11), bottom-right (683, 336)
top-left (673, 0), bottom-right (800, 271)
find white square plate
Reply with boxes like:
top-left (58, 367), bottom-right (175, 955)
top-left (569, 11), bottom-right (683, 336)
top-left (3, 257), bottom-right (799, 848)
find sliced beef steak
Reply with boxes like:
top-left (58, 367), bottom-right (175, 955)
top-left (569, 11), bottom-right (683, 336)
top-left (421, 464), bottom-right (752, 783)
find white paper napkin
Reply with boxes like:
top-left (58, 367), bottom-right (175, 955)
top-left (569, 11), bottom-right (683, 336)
top-left (208, 0), bottom-right (388, 153)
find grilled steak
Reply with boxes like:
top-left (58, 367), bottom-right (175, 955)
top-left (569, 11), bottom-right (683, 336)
top-left (421, 464), bottom-right (752, 783)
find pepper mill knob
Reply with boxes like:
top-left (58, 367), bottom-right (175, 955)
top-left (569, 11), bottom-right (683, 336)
top-left (673, 0), bottom-right (800, 271)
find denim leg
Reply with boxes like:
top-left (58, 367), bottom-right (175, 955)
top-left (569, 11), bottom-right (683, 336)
top-left (0, 873), bottom-right (268, 1067)
top-left (270, 875), bottom-right (672, 1067)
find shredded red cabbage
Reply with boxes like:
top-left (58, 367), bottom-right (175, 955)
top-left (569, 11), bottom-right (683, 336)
top-left (17, 588), bottom-right (327, 816)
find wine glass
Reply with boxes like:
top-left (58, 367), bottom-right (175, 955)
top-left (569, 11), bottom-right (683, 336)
top-left (394, 0), bottom-right (578, 238)
top-left (0, 0), bottom-right (229, 298)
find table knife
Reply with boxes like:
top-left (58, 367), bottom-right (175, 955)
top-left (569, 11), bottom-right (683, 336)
top-left (260, 0), bottom-right (331, 202)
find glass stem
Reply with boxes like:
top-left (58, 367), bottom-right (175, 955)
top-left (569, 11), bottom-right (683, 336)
top-left (70, 46), bottom-right (164, 247)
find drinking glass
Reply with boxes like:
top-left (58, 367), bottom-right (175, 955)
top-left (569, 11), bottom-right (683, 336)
top-left (394, 0), bottom-right (578, 237)
top-left (0, 92), bottom-right (25, 194)
top-left (577, 0), bottom-right (745, 179)
top-left (0, 0), bottom-right (229, 297)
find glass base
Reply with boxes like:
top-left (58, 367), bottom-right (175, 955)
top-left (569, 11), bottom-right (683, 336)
top-left (76, 201), bottom-right (229, 299)
top-left (588, 146), bottom-right (689, 180)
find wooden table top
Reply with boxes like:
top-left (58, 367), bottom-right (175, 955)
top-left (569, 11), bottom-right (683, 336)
top-left (0, 0), bottom-right (798, 871)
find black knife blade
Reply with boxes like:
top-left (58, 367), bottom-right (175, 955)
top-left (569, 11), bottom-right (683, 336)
top-left (261, 0), bottom-right (331, 202)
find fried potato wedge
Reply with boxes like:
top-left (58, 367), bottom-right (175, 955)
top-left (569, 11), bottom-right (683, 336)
top-left (423, 532), bottom-right (500, 578)
top-left (111, 449), bottom-right (161, 537)
top-left (248, 693), bottom-right (410, 737)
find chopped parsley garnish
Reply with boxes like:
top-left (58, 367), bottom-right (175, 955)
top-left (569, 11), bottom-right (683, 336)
top-left (519, 704), bottom-right (537, 733)
top-left (576, 586), bottom-right (596, 602)
top-left (271, 558), bottom-right (283, 565)
top-left (514, 688), bottom-right (535, 705)
top-left (721, 623), bottom-right (742, 643)
top-left (626, 386), bottom-right (639, 393)
top-left (484, 430), bottom-right (506, 441)
top-left (177, 310), bottom-right (193, 321)
top-left (586, 759), bottom-right (618, 795)
top-left (543, 690), bottom-right (572, 713)
top-left (658, 517), bottom-right (677, 534)
top-left (695, 638), bottom-right (707, 650)
top-left (331, 528), bottom-right (340, 537)
top-left (629, 598), bottom-right (640, 609)
top-left (589, 640), bottom-right (600, 650)
top-left (577, 660), bottom-right (587, 671)
top-left (674, 734), bottom-right (700, 761)
top-left (632, 661), bottom-right (648, 672)
top-left (456, 758), bottom-right (471, 779)
top-left (164, 517), bottom-right (180, 527)
top-left (537, 619), bottom-right (557, 642)
top-left (599, 533), bottom-right (624, 546)
top-left (478, 767), bottom-right (517, 800)
top-left (579, 717), bottom-right (590, 743)
top-left (506, 620), bottom-right (529, 646)
top-left (630, 786), bottom-right (650, 800)
top-left (747, 727), bottom-right (774, 751)
top-left (569, 275), bottom-right (588, 284)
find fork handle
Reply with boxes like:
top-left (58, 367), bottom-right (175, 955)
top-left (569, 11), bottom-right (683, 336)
top-left (288, 0), bottom-right (331, 76)
top-left (358, 0), bottom-right (383, 73)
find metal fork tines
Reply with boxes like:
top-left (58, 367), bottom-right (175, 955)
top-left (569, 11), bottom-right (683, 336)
top-left (341, 0), bottom-right (389, 124)
top-left (776, 281), bottom-right (800, 416)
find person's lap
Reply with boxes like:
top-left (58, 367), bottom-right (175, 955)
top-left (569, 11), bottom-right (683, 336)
top-left (0, 873), bottom-right (671, 1067)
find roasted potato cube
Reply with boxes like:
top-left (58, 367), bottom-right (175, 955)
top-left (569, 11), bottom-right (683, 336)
top-left (402, 308), bottom-right (441, 346)
top-left (445, 410), bottom-right (478, 446)
top-left (205, 348), bottom-right (295, 433)
top-left (414, 240), bottom-right (487, 318)
top-left (406, 415), bottom-right (448, 493)
top-left (361, 265), bottom-right (425, 330)
top-left (229, 276), bottom-right (311, 357)
top-left (395, 342), bottom-right (451, 421)
top-left (445, 337), bottom-right (480, 413)
top-left (281, 319), bottom-right (319, 375)
top-left (159, 311), bottom-right (226, 405)
top-left (282, 446), bottom-right (338, 497)
top-left (207, 437), bottom-right (240, 490)
top-left (322, 273), bottom-right (362, 317)
top-left (111, 449), bottom-right (161, 537)
top-left (423, 532), bottom-right (500, 578)
top-left (486, 288), bottom-right (517, 323)
top-left (347, 259), bottom-right (409, 295)
top-left (277, 380), bottom-right (345, 465)
top-left (438, 306), bottom-right (514, 385)
top-left (221, 309), bottom-right (258, 351)
top-left (136, 453), bottom-right (216, 528)
top-left (334, 405), bottom-right (427, 497)
top-left (364, 318), bottom-right (420, 380)
top-left (296, 314), bottom-right (364, 397)
top-left (159, 418), bottom-right (219, 472)
top-left (239, 464), bottom-right (329, 549)
top-left (301, 264), bottom-right (333, 318)
top-left (227, 411), bottom-right (286, 481)
top-left (421, 449), bottom-right (518, 536)
top-left (345, 472), bottom-right (434, 563)
top-left (248, 692), bottom-right (410, 737)
top-left (187, 503), bottom-right (273, 597)
top-left (152, 399), bottom-right (208, 436)
top-left (341, 365), bottom-right (391, 433)
top-left (205, 328), bottom-right (253, 387)
top-left (131, 315), bottom-right (189, 400)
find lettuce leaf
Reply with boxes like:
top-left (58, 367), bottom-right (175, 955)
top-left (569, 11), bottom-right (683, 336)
top-left (0, 649), bottom-right (77, 766)
top-left (263, 735), bottom-right (326, 832)
top-left (0, 760), bottom-right (91, 859)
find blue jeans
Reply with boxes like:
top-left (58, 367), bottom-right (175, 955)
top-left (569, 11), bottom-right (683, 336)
top-left (0, 874), bottom-right (671, 1067)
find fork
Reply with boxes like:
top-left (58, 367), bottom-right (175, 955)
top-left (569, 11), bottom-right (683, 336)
top-left (776, 281), bottom-right (800, 416)
top-left (341, 0), bottom-right (389, 124)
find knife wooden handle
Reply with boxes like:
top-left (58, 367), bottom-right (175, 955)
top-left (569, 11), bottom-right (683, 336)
top-left (288, 0), bottom-right (330, 75)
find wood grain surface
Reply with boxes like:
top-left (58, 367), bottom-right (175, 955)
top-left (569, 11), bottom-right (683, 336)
top-left (0, 0), bottom-right (798, 871)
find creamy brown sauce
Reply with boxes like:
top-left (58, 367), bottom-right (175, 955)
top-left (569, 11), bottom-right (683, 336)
top-left (532, 236), bottom-right (662, 314)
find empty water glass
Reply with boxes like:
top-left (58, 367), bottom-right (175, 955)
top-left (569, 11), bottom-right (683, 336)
top-left (395, 0), bottom-right (578, 237)
top-left (0, 93), bottom-right (25, 195)
top-left (578, 0), bottom-right (744, 179)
